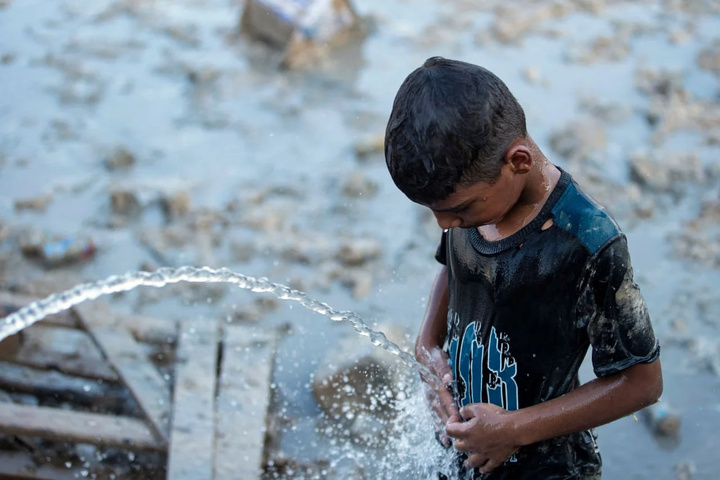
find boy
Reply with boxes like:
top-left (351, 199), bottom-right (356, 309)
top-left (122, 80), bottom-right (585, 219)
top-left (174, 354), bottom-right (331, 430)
top-left (384, 57), bottom-right (662, 479)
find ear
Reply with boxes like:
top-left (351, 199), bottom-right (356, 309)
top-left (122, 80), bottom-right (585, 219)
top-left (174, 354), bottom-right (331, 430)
top-left (504, 143), bottom-right (532, 174)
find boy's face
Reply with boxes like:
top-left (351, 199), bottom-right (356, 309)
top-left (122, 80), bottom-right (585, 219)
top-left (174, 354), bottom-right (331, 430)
top-left (426, 164), bottom-right (523, 230)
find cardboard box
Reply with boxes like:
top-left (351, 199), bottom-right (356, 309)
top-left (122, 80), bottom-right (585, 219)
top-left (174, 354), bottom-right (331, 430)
top-left (240, 0), bottom-right (362, 68)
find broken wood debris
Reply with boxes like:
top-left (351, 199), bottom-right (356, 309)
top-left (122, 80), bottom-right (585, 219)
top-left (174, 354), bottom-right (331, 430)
top-left (215, 326), bottom-right (277, 480)
top-left (167, 318), bottom-right (220, 480)
top-left (77, 325), bottom-right (172, 442)
top-left (0, 403), bottom-right (163, 452)
top-left (0, 293), bottom-right (279, 479)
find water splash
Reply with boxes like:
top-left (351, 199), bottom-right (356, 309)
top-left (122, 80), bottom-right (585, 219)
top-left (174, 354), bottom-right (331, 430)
top-left (0, 266), bottom-right (441, 387)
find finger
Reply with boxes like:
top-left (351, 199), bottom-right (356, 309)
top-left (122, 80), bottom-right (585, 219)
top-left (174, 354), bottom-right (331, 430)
top-left (452, 438), bottom-right (468, 452)
top-left (459, 404), bottom-right (477, 420)
top-left (428, 393), bottom-right (451, 424)
top-left (464, 453), bottom-right (488, 470)
top-left (447, 413), bottom-right (463, 424)
top-left (437, 386), bottom-right (458, 421)
top-left (424, 385), bottom-right (450, 422)
top-left (438, 431), bottom-right (451, 448)
top-left (445, 420), bottom-right (468, 438)
top-left (431, 407), bottom-right (444, 430)
top-left (478, 458), bottom-right (503, 474)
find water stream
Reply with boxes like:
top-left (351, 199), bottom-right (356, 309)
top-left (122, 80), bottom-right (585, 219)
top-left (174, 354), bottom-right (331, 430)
top-left (0, 266), bottom-right (441, 389)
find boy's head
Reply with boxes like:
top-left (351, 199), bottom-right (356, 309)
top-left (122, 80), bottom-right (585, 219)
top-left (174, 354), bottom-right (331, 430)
top-left (384, 57), bottom-right (527, 209)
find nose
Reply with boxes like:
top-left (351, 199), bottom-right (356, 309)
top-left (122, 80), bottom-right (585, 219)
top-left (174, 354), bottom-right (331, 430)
top-left (433, 211), bottom-right (462, 229)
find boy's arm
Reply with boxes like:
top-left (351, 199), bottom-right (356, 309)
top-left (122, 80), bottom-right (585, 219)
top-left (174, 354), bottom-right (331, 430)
top-left (447, 355), bottom-right (662, 473)
top-left (416, 266), bottom-right (459, 433)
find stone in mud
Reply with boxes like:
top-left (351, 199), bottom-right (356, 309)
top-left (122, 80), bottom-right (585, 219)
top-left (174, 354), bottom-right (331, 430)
top-left (340, 269), bottom-right (373, 299)
top-left (490, 3), bottom-right (570, 45)
top-left (110, 188), bottom-right (141, 217)
top-left (642, 401), bottom-right (681, 438)
top-left (669, 28), bottom-right (692, 44)
top-left (628, 151), bottom-right (704, 193)
top-left (698, 40), bottom-right (720, 74)
top-left (522, 66), bottom-right (542, 84)
top-left (279, 234), bottom-right (335, 265)
top-left (353, 133), bottom-right (384, 158)
top-left (160, 191), bottom-right (191, 221)
top-left (579, 96), bottom-right (633, 124)
top-left (549, 117), bottom-right (606, 162)
top-left (565, 35), bottom-right (629, 64)
top-left (342, 172), bottom-right (378, 198)
top-left (242, 207), bottom-right (284, 233)
top-left (104, 147), bottom-right (135, 170)
top-left (239, 0), bottom-right (363, 69)
top-left (14, 194), bottom-right (53, 212)
top-left (574, 0), bottom-right (606, 14)
top-left (670, 229), bottom-right (720, 268)
top-left (708, 129), bottom-right (720, 146)
top-left (634, 67), bottom-right (720, 143)
top-left (645, 91), bottom-right (712, 144)
top-left (163, 25), bottom-right (200, 47)
top-left (635, 68), bottom-right (684, 98)
top-left (312, 323), bottom-right (412, 423)
top-left (336, 238), bottom-right (382, 266)
top-left (676, 461), bottom-right (696, 480)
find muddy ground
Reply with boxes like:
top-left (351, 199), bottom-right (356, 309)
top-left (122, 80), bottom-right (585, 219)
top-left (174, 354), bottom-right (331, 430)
top-left (1, 0), bottom-right (719, 479)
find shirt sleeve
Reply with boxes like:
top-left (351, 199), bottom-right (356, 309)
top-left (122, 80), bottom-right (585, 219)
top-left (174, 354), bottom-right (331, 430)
top-left (577, 235), bottom-right (660, 377)
top-left (435, 230), bottom-right (448, 265)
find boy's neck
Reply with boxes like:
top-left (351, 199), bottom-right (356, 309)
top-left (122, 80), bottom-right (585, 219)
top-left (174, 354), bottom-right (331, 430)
top-left (478, 152), bottom-right (560, 242)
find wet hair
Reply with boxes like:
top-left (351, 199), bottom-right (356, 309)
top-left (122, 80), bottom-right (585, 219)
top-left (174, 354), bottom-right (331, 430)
top-left (384, 57), bottom-right (527, 205)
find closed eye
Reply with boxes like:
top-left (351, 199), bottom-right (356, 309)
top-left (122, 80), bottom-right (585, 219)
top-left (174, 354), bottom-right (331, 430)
top-left (452, 204), bottom-right (472, 214)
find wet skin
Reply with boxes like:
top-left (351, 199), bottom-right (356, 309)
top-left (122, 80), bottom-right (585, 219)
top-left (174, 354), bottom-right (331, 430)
top-left (426, 140), bottom-right (560, 240)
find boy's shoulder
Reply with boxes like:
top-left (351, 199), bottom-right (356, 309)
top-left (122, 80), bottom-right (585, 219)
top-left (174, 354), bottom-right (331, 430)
top-left (551, 179), bottom-right (621, 256)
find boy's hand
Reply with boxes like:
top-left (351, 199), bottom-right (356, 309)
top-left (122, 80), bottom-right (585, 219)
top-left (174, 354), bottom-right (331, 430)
top-left (446, 403), bottom-right (520, 474)
top-left (417, 346), bottom-right (458, 446)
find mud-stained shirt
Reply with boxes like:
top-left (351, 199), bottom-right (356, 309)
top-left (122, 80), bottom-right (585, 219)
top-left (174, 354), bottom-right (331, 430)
top-left (435, 168), bottom-right (660, 480)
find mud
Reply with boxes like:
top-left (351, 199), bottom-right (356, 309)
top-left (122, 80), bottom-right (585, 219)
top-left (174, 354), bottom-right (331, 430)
top-left (1, 0), bottom-right (719, 478)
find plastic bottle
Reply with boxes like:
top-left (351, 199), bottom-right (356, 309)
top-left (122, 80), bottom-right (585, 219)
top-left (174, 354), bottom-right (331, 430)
top-left (40, 237), bottom-right (96, 267)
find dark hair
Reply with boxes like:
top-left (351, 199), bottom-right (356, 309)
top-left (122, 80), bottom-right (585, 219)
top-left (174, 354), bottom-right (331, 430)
top-left (384, 57), bottom-right (527, 205)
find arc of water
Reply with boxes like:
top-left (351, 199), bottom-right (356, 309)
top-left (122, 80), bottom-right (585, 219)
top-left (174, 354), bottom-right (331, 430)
top-left (0, 266), bottom-right (442, 388)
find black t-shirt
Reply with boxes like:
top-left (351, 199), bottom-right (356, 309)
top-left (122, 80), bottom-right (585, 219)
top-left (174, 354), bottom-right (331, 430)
top-left (435, 169), bottom-right (660, 480)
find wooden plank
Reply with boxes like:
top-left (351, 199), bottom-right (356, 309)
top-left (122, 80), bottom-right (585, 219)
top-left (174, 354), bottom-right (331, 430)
top-left (0, 451), bottom-right (79, 480)
top-left (0, 361), bottom-right (130, 411)
top-left (12, 325), bottom-right (118, 382)
top-left (0, 403), bottom-right (164, 451)
top-left (0, 332), bottom-right (21, 360)
top-left (74, 301), bottom-right (177, 344)
top-left (214, 326), bottom-right (276, 480)
top-left (0, 291), bottom-right (79, 328)
top-left (166, 319), bottom-right (220, 480)
top-left (79, 326), bottom-right (172, 442)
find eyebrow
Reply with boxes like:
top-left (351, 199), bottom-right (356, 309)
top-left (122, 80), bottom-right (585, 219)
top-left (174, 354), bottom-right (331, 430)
top-left (433, 200), bottom-right (473, 213)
